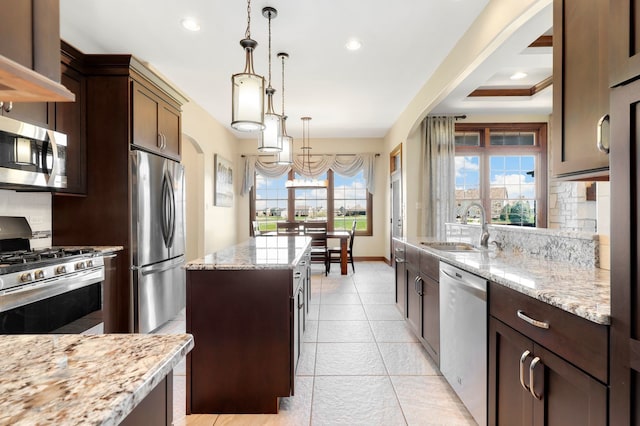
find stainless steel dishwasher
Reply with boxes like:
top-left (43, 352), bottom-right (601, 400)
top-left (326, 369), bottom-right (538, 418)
top-left (439, 261), bottom-right (487, 426)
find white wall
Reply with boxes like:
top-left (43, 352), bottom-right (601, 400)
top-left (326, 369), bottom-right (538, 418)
top-left (236, 137), bottom-right (387, 258)
top-left (181, 100), bottom-right (240, 256)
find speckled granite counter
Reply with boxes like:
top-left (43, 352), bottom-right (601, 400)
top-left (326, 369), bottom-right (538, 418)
top-left (399, 237), bottom-right (610, 325)
top-left (52, 246), bottom-right (124, 254)
top-left (0, 333), bottom-right (193, 425)
top-left (185, 236), bottom-right (311, 270)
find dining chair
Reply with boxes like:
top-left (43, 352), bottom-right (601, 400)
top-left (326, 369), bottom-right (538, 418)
top-left (303, 221), bottom-right (329, 276)
top-left (276, 222), bottom-right (300, 235)
top-left (328, 219), bottom-right (356, 273)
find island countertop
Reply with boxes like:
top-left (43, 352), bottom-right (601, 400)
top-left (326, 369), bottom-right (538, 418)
top-left (0, 333), bottom-right (193, 426)
top-left (185, 236), bottom-right (311, 271)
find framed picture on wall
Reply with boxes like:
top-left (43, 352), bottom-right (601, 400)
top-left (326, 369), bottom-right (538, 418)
top-left (214, 154), bottom-right (233, 207)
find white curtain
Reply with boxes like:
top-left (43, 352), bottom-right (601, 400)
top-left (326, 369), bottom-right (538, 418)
top-left (421, 116), bottom-right (456, 239)
top-left (241, 153), bottom-right (377, 195)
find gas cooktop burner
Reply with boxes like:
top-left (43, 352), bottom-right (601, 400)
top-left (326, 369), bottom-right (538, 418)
top-left (0, 247), bottom-right (98, 265)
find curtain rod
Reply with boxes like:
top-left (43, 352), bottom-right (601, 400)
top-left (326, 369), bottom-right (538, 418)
top-left (241, 153), bottom-right (380, 158)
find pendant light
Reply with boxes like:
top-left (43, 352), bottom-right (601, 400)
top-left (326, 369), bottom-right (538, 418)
top-left (286, 117), bottom-right (328, 188)
top-left (258, 7), bottom-right (283, 152)
top-left (231, 0), bottom-right (265, 132)
top-left (276, 52), bottom-right (293, 165)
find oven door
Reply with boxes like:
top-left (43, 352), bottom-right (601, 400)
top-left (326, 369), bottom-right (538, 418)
top-left (0, 269), bottom-right (104, 334)
top-left (0, 115), bottom-right (67, 189)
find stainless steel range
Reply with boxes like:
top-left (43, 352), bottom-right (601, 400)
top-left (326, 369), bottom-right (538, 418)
top-left (0, 216), bottom-right (105, 333)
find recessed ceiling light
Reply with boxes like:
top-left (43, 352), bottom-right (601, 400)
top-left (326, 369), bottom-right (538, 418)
top-left (181, 18), bottom-right (201, 32)
top-left (510, 71), bottom-right (528, 80)
top-left (345, 38), bottom-right (362, 51)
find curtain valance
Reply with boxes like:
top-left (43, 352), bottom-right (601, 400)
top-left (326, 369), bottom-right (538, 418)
top-left (241, 153), bottom-right (377, 196)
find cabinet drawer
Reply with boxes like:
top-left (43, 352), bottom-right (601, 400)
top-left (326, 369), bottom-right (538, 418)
top-left (419, 252), bottom-right (439, 281)
top-left (489, 282), bottom-right (608, 383)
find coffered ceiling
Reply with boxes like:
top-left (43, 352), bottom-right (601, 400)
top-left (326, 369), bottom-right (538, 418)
top-left (59, 0), bottom-right (552, 139)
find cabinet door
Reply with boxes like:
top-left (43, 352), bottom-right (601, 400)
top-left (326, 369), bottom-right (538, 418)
top-left (394, 245), bottom-right (406, 317)
top-left (610, 76), bottom-right (640, 426)
top-left (531, 345), bottom-right (607, 426)
top-left (489, 318), bottom-right (534, 426)
top-left (101, 253), bottom-right (118, 333)
top-left (610, 0), bottom-right (640, 86)
top-left (1, 102), bottom-right (50, 128)
top-left (132, 81), bottom-right (160, 152)
top-left (406, 266), bottom-right (422, 337)
top-left (158, 103), bottom-right (181, 160)
top-left (55, 65), bottom-right (86, 194)
top-left (421, 275), bottom-right (439, 364)
top-left (552, 0), bottom-right (610, 178)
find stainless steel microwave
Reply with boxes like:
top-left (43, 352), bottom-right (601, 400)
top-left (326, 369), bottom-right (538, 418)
top-left (0, 115), bottom-right (67, 189)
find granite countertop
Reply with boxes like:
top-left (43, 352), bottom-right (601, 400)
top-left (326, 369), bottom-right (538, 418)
top-left (0, 333), bottom-right (193, 426)
top-left (399, 237), bottom-right (610, 325)
top-left (185, 236), bottom-right (311, 271)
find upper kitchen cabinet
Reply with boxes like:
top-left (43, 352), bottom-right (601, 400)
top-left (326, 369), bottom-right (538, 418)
top-left (132, 80), bottom-right (181, 159)
top-left (54, 42), bottom-right (87, 195)
top-left (552, 0), bottom-right (610, 180)
top-left (83, 54), bottom-right (186, 161)
top-left (609, 0), bottom-right (640, 87)
top-left (0, 0), bottom-right (74, 103)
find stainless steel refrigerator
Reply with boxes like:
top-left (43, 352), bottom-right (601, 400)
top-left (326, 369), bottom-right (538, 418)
top-left (130, 149), bottom-right (185, 333)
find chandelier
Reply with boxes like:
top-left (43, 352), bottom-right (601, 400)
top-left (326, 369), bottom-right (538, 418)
top-left (231, 0), bottom-right (265, 132)
top-left (276, 52), bottom-right (293, 165)
top-left (257, 7), bottom-right (282, 152)
top-left (286, 117), bottom-right (328, 188)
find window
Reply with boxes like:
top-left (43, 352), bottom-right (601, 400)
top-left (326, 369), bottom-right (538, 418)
top-left (454, 123), bottom-right (547, 227)
top-left (251, 169), bottom-right (373, 235)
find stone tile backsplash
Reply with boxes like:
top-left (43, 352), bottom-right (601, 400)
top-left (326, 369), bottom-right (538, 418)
top-left (0, 189), bottom-right (51, 248)
top-left (446, 223), bottom-right (599, 268)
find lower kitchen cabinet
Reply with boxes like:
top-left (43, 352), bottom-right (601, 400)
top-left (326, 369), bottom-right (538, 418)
top-left (393, 240), bottom-right (406, 317)
top-left (404, 244), bottom-right (439, 364)
top-left (186, 257), bottom-right (309, 414)
top-left (101, 251), bottom-right (119, 333)
top-left (489, 282), bottom-right (608, 425)
top-left (489, 318), bottom-right (607, 426)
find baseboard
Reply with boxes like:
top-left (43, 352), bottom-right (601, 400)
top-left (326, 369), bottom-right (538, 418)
top-left (353, 256), bottom-right (388, 263)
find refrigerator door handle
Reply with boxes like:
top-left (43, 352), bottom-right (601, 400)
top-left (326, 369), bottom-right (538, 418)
top-left (161, 172), bottom-right (170, 247)
top-left (166, 171), bottom-right (176, 248)
top-left (134, 255), bottom-right (185, 276)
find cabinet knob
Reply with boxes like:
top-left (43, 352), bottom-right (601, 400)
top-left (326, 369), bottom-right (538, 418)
top-left (3, 101), bottom-right (12, 113)
top-left (157, 134), bottom-right (163, 148)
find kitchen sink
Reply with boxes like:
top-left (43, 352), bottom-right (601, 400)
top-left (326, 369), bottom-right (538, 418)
top-left (420, 241), bottom-right (478, 252)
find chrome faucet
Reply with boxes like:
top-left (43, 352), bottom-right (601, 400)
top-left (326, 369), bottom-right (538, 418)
top-left (461, 202), bottom-right (490, 248)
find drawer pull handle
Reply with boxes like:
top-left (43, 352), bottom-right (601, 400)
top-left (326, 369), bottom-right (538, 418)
top-left (395, 257), bottom-right (405, 264)
top-left (519, 350), bottom-right (531, 392)
top-left (517, 310), bottom-right (549, 329)
top-left (529, 356), bottom-right (543, 400)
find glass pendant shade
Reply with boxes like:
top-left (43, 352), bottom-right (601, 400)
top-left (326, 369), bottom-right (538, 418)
top-left (258, 88), bottom-right (282, 152)
top-left (231, 39), bottom-right (265, 132)
top-left (277, 118), bottom-right (293, 164)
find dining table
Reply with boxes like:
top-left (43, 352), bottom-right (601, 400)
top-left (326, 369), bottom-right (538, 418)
top-left (261, 230), bottom-right (351, 275)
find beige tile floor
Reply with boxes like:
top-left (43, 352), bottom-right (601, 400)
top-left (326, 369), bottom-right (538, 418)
top-left (155, 261), bottom-right (476, 425)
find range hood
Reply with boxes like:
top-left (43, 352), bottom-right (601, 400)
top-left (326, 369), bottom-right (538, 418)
top-left (0, 54), bottom-right (74, 102)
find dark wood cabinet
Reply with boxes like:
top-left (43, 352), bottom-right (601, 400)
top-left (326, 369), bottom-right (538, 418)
top-left (101, 251), bottom-right (122, 334)
top-left (54, 49), bottom-right (87, 195)
top-left (489, 283), bottom-right (608, 425)
top-left (120, 374), bottom-right (173, 426)
top-left (132, 80), bottom-right (181, 160)
top-left (393, 240), bottom-right (406, 317)
top-left (186, 259), bottom-right (309, 414)
top-left (609, 70), bottom-right (640, 426)
top-left (609, 0), bottom-right (640, 87)
top-left (489, 318), bottom-right (607, 426)
top-left (552, 0), bottom-right (610, 179)
top-left (404, 244), bottom-right (440, 364)
top-left (0, 101), bottom-right (51, 128)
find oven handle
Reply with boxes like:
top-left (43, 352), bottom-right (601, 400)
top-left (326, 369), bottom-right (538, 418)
top-left (45, 129), bottom-right (60, 186)
top-left (0, 267), bottom-right (104, 313)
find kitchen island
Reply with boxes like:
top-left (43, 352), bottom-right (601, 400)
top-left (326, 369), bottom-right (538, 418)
top-left (0, 333), bottom-right (193, 425)
top-left (185, 236), bottom-right (311, 414)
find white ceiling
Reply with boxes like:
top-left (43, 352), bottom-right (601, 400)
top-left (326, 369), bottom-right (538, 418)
top-left (59, 0), bottom-right (551, 139)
